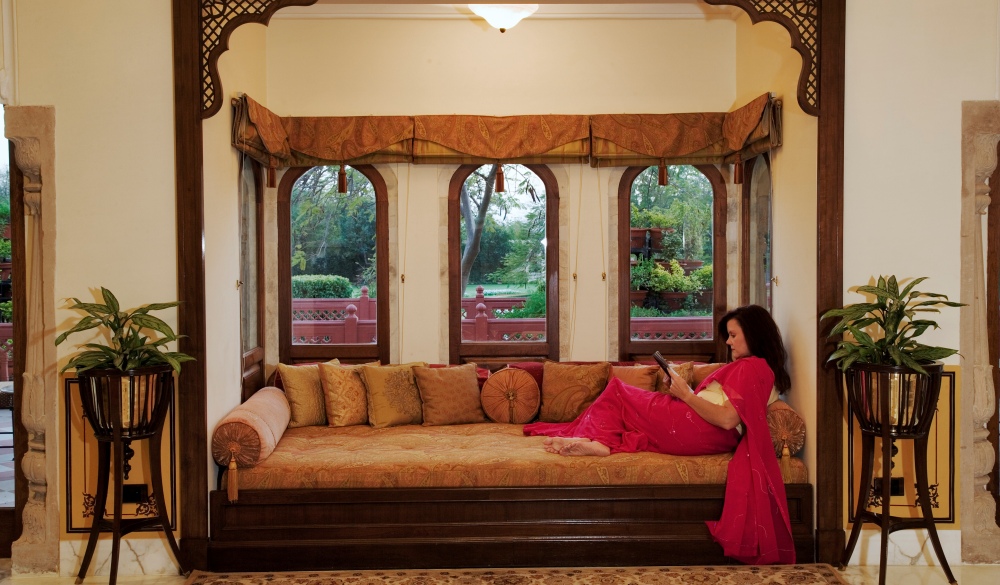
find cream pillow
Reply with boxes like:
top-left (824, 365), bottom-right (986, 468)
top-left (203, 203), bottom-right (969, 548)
top-left (276, 360), bottom-right (339, 428)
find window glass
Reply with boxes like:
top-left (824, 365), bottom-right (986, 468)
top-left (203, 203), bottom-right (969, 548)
top-left (290, 165), bottom-right (377, 346)
top-left (629, 165), bottom-right (714, 342)
top-left (238, 158), bottom-right (259, 353)
top-left (459, 164), bottom-right (547, 343)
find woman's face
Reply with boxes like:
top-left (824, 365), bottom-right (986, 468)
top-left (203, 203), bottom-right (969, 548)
top-left (726, 319), bottom-right (751, 360)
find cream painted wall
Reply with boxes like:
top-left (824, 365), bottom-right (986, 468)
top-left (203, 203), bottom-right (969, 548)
top-left (734, 16), bottom-right (819, 484)
top-left (266, 18), bottom-right (737, 116)
top-left (264, 15), bottom-right (746, 363)
top-left (16, 0), bottom-right (176, 362)
top-left (844, 0), bottom-right (998, 354)
top-left (203, 23), bottom-right (269, 478)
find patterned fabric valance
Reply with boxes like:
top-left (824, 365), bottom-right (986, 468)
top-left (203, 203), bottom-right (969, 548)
top-left (412, 115), bottom-right (591, 164)
top-left (232, 95), bottom-right (413, 168)
top-left (590, 94), bottom-right (781, 167)
top-left (231, 94), bottom-right (779, 170)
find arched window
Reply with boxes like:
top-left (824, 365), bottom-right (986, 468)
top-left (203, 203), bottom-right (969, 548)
top-left (448, 164), bottom-right (559, 365)
top-left (278, 165), bottom-right (389, 364)
top-left (619, 164), bottom-right (726, 362)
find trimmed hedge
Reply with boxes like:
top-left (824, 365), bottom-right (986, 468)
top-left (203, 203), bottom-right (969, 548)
top-left (291, 274), bottom-right (353, 298)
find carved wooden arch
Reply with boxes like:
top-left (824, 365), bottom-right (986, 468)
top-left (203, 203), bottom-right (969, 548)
top-left (198, 0), bottom-right (821, 119)
top-left (703, 0), bottom-right (819, 116)
top-left (177, 0), bottom-right (846, 567)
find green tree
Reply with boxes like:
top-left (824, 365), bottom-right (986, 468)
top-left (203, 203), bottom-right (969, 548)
top-left (630, 165), bottom-right (713, 262)
top-left (459, 164), bottom-right (540, 293)
top-left (290, 166), bottom-right (377, 287)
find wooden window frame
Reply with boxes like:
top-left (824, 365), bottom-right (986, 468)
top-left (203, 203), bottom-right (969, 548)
top-left (448, 164), bottom-right (560, 365)
top-left (618, 164), bottom-right (728, 363)
top-left (240, 159), bottom-right (266, 401)
top-left (277, 164), bottom-right (390, 365)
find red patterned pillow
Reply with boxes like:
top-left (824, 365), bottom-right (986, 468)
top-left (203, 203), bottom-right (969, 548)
top-left (480, 367), bottom-right (541, 424)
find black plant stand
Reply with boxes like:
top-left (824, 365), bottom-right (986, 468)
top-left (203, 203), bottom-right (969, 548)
top-left (74, 365), bottom-right (185, 585)
top-left (840, 362), bottom-right (956, 585)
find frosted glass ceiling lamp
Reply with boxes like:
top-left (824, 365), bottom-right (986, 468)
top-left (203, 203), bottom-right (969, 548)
top-left (469, 4), bottom-right (539, 33)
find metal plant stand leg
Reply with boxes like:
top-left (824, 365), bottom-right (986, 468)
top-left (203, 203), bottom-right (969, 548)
top-left (840, 434), bottom-right (875, 569)
top-left (914, 436), bottom-right (956, 584)
top-left (73, 366), bottom-right (185, 585)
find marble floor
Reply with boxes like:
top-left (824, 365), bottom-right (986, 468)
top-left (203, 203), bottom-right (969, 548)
top-left (0, 560), bottom-right (999, 585)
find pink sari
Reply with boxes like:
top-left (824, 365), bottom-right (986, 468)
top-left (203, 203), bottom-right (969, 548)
top-left (523, 357), bottom-right (795, 564)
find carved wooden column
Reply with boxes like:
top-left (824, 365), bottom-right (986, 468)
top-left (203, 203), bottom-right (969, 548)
top-left (960, 101), bottom-right (1000, 563)
top-left (5, 106), bottom-right (59, 572)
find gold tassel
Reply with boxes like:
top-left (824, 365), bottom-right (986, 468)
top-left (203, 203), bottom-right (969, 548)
top-left (338, 165), bottom-right (348, 193)
top-left (779, 443), bottom-right (792, 483)
top-left (495, 164), bottom-right (505, 193)
top-left (734, 156), bottom-right (744, 184)
top-left (267, 167), bottom-right (276, 188)
top-left (658, 161), bottom-right (668, 187)
top-left (227, 454), bottom-right (239, 503)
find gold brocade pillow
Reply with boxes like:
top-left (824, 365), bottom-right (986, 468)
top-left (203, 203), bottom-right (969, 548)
top-left (655, 362), bottom-right (693, 394)
top-left (540, 362), bottom-right (610, 422)
top-left (610, 365), bottom-right (660, 392)
top-left (413, 363), bottom-right (486, 426)
top-left (692, 362), bottom-right (726, 386)
top-left (360, 362), bottom-right (427, 428)
top-left (276, 360), bottom-right (339, 428)
top-left (319, 362), bottom-right (378, 427)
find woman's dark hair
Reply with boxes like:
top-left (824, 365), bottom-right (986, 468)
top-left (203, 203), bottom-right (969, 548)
top-left (718, 305), bottom-right (791, 394)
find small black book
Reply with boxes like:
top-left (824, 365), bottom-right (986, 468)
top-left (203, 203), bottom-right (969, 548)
top-left (652, 351), bottom-right (672, 386)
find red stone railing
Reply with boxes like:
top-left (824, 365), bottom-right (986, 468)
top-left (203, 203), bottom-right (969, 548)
top-left (290, 289), bottom-right (713, 345)
top-left (0, 323), bottom-right (12, 381)
top-left (630, 317), bottom-right (713, 341)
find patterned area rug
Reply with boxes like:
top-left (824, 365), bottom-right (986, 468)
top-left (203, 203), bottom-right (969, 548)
top-left (185, 565), bottom-right (847, 585)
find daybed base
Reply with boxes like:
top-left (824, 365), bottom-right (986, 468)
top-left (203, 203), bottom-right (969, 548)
top-left (208, 484), bottom-right (814, 570)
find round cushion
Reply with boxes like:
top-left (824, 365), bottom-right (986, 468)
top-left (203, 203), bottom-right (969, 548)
top-left (766, 400), bottom-right (806, 457)
top-left (211, 387), bottom-right (290, 468)
top-left (480, 367), bottom-right (541, 424)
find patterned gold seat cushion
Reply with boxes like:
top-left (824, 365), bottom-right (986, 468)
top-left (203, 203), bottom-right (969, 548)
top-left (224, 423), bottom-right (809, 490)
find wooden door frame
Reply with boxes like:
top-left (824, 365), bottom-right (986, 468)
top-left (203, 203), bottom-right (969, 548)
top-left (172, 0), bottom-right (846, 567)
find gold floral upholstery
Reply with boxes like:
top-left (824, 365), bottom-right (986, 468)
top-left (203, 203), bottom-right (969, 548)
top-left (223, 423), bottom-right (808, 490)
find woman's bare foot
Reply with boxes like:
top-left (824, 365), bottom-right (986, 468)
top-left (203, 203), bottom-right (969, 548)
top-left (543, 437), bottom-right (611, 457)
top-left (544, 436), bottom-right (589, 454)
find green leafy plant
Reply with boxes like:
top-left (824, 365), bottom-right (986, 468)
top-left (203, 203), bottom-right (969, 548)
top-left (0, 238), bottom-right (11, 260)
top-left (821, 275), bottom-right (963, 374)
top-left (630, 305), bottom-right (665, 317)
top-left (0, 300), bottom-right (11, 323)
top-left (649, 259), bottom-right (699, 294)
top-left (497, 283), bottom-right (546, 318)
top-left (290, 274), bottom-right (353, 298)
top-left (691, 263), bottom-right (713, 291)
top-left (54, 287), bottom-right (194, 373)
top-left (630, 258), bottom-right (657, 291)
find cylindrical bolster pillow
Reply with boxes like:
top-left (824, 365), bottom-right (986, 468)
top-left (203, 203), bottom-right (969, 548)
top-left (211, 387), bottom-right (291, 469)
top-left (766, 400), bottom-right (806, 458)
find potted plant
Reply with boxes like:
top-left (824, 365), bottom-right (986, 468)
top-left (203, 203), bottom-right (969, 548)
top-left (56, 287), bottom-right (194, 438)
top-left (629, 258), bottom-right (656, 306)
top-left (648, 259), bottom-right (700, 311)
top-left (821, 275), bottom-right (962, 432)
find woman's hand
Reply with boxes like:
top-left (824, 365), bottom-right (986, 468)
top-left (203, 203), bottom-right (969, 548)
top-left (665, 373), bottom-right (693, 402)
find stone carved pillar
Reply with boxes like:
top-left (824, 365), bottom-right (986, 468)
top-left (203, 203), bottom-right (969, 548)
top-left (960, 102), bottom-right (1000, 563)
top-left (5, 106), bottom-right (59, 573)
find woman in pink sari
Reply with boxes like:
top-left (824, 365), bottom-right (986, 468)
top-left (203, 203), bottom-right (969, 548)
top-left (523, 305), bottom-right (795, 565)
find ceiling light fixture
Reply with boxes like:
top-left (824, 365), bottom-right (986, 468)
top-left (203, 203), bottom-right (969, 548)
top-left (468, 4), bottom-right (539, 33)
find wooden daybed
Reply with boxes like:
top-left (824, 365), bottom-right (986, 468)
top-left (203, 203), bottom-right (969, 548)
top-left (207, 366), bottom-right (815, 571)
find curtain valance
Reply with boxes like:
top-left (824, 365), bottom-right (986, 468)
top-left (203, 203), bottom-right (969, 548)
top-left (412, 115), bottom-right (591, 164)
top-left (232, 95), bottom-right (413, 168)
top-left (589, 94), bottom-right (781, 167)
top-left (232, 93), bottom-right (779, 170)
